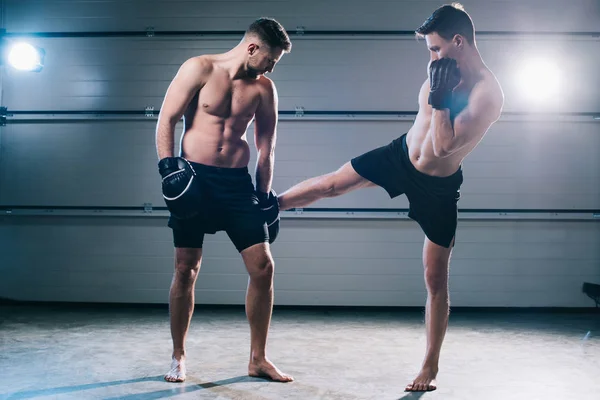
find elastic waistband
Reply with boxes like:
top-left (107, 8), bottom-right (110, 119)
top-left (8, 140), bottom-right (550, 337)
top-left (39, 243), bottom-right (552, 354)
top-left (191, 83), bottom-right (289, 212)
top-left (400, 134), bottom-right (463, 187)
top-left (187, 160), bottom-right (249, 176)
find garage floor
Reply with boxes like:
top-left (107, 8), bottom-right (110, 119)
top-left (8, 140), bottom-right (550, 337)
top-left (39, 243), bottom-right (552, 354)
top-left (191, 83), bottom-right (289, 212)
top-left (1, 304), bottom-right (599, 400)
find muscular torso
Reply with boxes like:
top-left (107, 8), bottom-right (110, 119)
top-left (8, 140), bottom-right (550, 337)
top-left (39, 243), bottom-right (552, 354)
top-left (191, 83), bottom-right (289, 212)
top-left (406, 68), bottom-right (497, 177)
top-left (180, 59), bottom-right (265, 168)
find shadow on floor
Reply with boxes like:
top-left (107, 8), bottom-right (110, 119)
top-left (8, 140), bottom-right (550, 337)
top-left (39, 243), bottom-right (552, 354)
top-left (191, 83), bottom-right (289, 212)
top-left (102, 375), bottom-right (272, 400)
top-left (2, 376), bottom-right (163, 399)
top-left (397, 391), bottom-right (426, 399)
top-left (2, 375), bottom-right (265, 400)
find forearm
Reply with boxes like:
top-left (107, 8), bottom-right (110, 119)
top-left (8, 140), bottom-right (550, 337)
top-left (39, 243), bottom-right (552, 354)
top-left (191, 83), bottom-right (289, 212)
top-left (255, 153), bottom-right (274, 193)
top-left (429, 109), bottom-right (455, 158)
top-left (156, 117), bottom-right (178, 160)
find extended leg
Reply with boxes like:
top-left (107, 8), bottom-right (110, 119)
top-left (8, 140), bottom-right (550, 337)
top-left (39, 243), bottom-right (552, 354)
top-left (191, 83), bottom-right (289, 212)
top-left (278, 162), bottom-right (375, 210)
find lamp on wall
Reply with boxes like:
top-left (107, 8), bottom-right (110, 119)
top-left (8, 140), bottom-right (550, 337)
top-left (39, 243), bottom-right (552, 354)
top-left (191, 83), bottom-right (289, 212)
top-left (515, 58), bottom-right (561, 103)
top-left (0, 28), bottom-right (45, 72)
top-left (6, 42), bottom-right (45, 72)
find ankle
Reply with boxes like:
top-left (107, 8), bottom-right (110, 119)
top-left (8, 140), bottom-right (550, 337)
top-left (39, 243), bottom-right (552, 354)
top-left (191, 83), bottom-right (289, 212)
top-left (172, 350), bottom-right (186, 361)
top-left (250, 351), bottom-right (266, 363)
top-left (421, 361), bottom-right (439, 373)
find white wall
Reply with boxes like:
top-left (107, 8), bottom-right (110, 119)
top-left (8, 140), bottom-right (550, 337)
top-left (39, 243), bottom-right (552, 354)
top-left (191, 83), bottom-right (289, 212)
top-left (4, 0), bottom-right (599, 32)
top-left (1, 119), bottom-right (600, 210)
top-left (1, 216), bottom-right (598, 307)
top-left (3, 37), bottom-right (599, 113)
top-left (1, 0), bottom-right (598, 307)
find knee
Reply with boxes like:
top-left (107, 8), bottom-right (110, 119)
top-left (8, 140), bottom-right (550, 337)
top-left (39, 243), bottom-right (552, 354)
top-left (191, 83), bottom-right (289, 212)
top-left (249, 257), bottom-right (274, 283)
top-left (174, 259), bottom-right (200, 284)
top-left (423, 260), bottom-right (448, 297)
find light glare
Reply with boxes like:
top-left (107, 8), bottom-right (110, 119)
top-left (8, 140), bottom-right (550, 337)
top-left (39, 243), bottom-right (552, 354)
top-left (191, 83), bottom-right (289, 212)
top-left (516, 59), bottom-right (561, 103)
top-left (8, 42), bottom-right (44, 72)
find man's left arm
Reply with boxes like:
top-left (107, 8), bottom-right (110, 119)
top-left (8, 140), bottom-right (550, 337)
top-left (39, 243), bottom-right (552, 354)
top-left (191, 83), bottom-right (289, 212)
top-left (254, 78), bottom-right (279, 194)
top-left (430, 82), bottom-right (503, 158)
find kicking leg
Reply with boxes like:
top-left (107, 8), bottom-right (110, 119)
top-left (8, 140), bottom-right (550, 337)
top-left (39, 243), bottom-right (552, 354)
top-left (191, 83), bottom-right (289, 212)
top-left (278, 161), bottom-right (375, 210)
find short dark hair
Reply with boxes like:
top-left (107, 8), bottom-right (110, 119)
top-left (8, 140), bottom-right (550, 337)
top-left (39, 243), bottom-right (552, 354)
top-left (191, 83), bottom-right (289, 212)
top-left (415, 3), bottom-right (475, 45)
top-left (246, 17), bottom-right (292, 52)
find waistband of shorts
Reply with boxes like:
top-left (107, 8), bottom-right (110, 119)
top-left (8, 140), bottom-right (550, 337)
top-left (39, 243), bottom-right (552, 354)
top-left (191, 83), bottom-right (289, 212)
top-left (187, 160), bottom-right (249, 176)
top-left (399, 133), bottom-right (463, 188)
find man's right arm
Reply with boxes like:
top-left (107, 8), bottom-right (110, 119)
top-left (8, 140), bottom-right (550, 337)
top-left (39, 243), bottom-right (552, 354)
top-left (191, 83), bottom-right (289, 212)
top-left (156, 57), bottom-right (210, 159)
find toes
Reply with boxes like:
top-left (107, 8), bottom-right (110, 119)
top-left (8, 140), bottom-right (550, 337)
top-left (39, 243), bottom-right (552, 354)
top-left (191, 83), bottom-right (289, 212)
top-left (406, 378), bottom-right (439, 391)
top-left (165, 373), bottom-right (185, 383)
top-left (405, 382), bottom-right (430, 392)
top-left (271, 373), bottom-right (293, 382)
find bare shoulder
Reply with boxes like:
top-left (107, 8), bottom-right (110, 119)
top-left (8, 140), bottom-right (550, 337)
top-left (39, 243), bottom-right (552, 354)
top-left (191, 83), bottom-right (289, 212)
top-left (258, 75), bottom-right (277, 93)
top-left (483, 69), bottom-right (504, 101)
top-left (177, 55), bottom-right (214, 82)
top-left (477, 69), bottom-right (504, 115)
top-left (183, 55), bottom-right (213, 70)
top-left (257, 75), bottom-right (278, 103)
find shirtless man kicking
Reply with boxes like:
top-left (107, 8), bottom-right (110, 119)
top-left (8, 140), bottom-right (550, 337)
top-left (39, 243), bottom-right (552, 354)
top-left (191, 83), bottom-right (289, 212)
top-left (278, 4), bottom-right (504, 392)
top-left (155, 17), bottom-right (293, 383)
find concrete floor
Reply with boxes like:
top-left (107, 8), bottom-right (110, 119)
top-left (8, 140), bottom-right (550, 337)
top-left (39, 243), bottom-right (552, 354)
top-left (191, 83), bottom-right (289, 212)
top-left (1, 304), bottom-right (599, 400)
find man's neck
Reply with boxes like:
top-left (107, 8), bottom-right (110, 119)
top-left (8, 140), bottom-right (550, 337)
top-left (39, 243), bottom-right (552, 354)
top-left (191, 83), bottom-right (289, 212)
top-left (217, 46), bottom-right (250, 80)
top-left (457, 47), bottom-right (485, 81)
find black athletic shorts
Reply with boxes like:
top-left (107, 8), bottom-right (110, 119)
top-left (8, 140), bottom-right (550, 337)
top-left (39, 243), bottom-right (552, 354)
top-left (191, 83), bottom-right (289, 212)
top-left (167, 162), bottom-right (268, 252)
top-left (350, 133), bottom-right (463, 248)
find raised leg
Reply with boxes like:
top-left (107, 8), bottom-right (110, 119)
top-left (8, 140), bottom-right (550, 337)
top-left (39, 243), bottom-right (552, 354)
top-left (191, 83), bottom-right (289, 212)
top-left (278, 162), bottom-right (375, 210)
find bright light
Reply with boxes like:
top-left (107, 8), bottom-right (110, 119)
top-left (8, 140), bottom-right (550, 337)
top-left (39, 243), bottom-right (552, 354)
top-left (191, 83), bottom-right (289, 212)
top-left (8, 42), bottom-right (44, 72)
top-left (516, 59), bottom-right (561, 103)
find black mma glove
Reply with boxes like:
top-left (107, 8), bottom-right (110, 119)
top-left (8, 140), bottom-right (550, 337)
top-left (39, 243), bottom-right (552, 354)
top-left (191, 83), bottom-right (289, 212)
top-left (428, 58), bottom-right (461, 110)
top-left (256, 189), bottom-right (280, 244)
top-left (158, 157), bottom-right (202, 219)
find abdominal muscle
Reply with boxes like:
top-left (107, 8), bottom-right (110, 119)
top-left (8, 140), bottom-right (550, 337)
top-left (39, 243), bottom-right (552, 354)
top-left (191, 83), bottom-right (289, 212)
top-left (405, 111), bottom-right (467, 178)
top-left (179, 109), bottom-right (253, 169)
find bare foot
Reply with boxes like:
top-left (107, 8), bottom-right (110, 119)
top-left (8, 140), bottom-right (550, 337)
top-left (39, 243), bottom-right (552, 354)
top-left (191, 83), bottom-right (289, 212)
top-left (248, 358), bottom-right (294, 382)
top-left (165, 357), bottom-right (186, 383)
top-left (405, 366), bottom-right (438, 392)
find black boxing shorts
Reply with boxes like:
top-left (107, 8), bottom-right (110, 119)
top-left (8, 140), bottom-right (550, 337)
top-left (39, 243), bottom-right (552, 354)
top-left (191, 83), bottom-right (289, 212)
top-left (350, 133), bottom-right (463, 248)
top-left (167, 162), bottom-right (268, 252)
